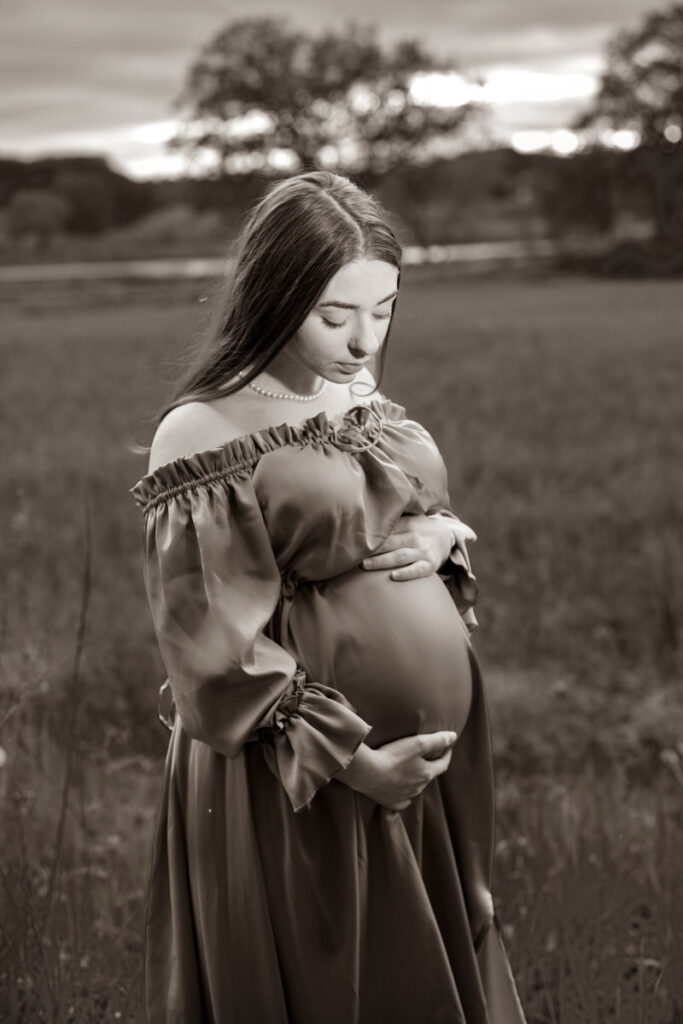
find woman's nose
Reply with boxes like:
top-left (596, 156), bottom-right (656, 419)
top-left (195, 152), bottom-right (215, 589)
top-left (349, 314), bottom-right (381, 357)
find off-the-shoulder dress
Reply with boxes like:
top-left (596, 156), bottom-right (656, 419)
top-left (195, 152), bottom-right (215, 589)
top-left (130, 394), bottom-right (525, 1024)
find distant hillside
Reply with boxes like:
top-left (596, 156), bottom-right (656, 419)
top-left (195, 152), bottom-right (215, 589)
top-left (0, 146), bottom-right (664, 262)
top-left (0, 155), bottom-right (156, 233)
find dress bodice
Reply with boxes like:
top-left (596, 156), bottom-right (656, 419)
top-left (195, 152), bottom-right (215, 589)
top-left (130, 396), bottom-right (455, 585)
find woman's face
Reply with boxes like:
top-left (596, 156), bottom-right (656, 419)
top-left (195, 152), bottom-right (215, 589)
top-left (285, 258), bottom-right (399, 382)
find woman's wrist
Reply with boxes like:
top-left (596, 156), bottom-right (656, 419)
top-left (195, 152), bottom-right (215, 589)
top-left (336, 742), bottom-right (380, 794)
top-left (427, 513), bottom-right (458, 571)
top-left (443, 525), bottom-right (458, 568)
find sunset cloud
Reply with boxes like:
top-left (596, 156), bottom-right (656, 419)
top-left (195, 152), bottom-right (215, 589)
top-left (1, 0), bottom-right (659, 178)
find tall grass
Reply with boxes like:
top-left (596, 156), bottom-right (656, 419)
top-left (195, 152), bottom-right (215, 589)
top-left (495, 772), bottom-right (683, 1023)
top-left (0, 499), bottom-right (156, 1021)
top-left (1, 268), bottom-right (682, 1020)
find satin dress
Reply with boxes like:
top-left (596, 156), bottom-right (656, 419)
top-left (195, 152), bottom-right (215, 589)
top-left (130, 394), bottom-right (526, 1024)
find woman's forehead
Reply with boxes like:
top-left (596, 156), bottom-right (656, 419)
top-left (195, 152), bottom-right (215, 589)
top-left (320, 259), bottom-right (399, 306)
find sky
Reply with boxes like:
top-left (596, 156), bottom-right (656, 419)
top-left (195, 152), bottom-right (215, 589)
top-left (1, 0), bottom-right (661, 180)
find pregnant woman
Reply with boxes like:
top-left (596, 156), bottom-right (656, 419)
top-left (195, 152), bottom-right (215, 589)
top-left (130, 170), bottom-right (526, 1023)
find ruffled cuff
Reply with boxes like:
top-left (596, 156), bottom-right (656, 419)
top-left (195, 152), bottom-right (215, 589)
top-left (428, 509), bottom-right (479, 633)
top-left (256, 669), bottom-right (373, 813)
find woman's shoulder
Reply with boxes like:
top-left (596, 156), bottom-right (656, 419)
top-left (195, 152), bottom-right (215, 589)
top-left (147, 367), bottom-right (383, 476)
top-left (148, 399), bottom-right (247, 475)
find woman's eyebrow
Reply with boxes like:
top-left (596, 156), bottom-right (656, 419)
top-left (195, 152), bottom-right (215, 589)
top-left (318, 290), bottom-right (398, 309)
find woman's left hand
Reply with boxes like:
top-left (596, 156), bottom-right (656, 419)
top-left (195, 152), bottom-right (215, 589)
top-left (361, 513), bottom-right (477, 582)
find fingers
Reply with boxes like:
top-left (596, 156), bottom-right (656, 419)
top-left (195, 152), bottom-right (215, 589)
top-left (419, 731), bottom-right (458, 759)
top-left (363, 515), bottom-right (452, 574)
top-left (362, 546), bottom-right (420, 571)
top-left (362, 552), bottom-right (436, 581)
top-left (387, 748), bottom-right (453, 810)
top-left (425, 747), bottom-right (454, 777)
top-left (389, 560), bottom-right (434, 581)
top-left (374, 731), bottom-right (459, 810)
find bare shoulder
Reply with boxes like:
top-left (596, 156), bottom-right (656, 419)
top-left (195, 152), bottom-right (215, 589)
top-left (148, 399), bottom-right (247, 474)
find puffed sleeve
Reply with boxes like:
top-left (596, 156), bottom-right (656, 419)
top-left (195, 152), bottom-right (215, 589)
top-left (130, 461), bottom-right (373, 813)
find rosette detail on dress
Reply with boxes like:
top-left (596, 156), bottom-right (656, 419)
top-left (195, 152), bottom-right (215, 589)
top-left (329, 404), bottom-right (384, 452)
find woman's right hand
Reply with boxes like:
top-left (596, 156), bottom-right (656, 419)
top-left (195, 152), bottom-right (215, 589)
top-left (336, 731), bottom-right (458, 811)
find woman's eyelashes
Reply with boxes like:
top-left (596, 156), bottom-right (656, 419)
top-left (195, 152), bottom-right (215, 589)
top-left (322, 313), bottom-right (392, 329)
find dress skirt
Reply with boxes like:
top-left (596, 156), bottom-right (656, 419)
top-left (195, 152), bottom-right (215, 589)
top-left (143, 647), bottom-right (525, 1024)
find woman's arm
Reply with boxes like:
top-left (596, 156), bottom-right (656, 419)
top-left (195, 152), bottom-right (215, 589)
top-left (132, 411), bottom-right (374, 814)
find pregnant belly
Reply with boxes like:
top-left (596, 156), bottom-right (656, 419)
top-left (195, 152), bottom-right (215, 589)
top-left (286, 565), bottom-right (473, 748)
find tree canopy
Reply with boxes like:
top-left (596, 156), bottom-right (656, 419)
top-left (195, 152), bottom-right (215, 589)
top-left (170, 17), bottom-right (485, 178)
top-left (571, 4), bottom-right (683, 240)
top-left (573, 3), bottom-right (683, 148)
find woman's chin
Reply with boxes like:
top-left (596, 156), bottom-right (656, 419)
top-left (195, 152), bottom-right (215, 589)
top-left (332, 364), bottom-right (363, 378)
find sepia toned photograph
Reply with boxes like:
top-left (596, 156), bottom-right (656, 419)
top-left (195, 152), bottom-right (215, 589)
top-left (1, 1), bottom-right (682, 1021)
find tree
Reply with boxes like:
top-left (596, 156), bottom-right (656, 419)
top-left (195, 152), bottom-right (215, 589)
top-left (4, 189), bottom-right (70, 250)
top-left (573, 3), bottom-right (683, 148)
top-left (170, 17), bottom-right (485, 180)
top-left (572, 3), bottom-right (683, 239)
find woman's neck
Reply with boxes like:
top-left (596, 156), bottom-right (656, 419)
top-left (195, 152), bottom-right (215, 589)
top-left (252, 353), bottom-right (324, 397)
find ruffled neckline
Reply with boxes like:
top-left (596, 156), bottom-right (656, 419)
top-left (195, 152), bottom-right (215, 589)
top-left (130, 395), bottom-right (407, 513)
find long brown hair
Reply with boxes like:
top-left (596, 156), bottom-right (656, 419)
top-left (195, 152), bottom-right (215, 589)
top-left (144, 170), bottom-right (403, 441)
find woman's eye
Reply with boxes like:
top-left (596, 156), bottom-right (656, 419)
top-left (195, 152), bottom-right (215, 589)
top-left (321, 312), bottom-right (391, 329)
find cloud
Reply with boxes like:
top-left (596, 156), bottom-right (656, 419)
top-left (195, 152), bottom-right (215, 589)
top-left (0, 0), bottom-right (661, 176)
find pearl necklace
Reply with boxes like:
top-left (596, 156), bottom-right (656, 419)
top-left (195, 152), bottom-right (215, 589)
top-left (246, 378), bottom-right (327, 402)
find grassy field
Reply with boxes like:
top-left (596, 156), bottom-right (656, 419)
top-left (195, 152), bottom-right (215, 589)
top-left (1, 265), bottom-right (682, 1021)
